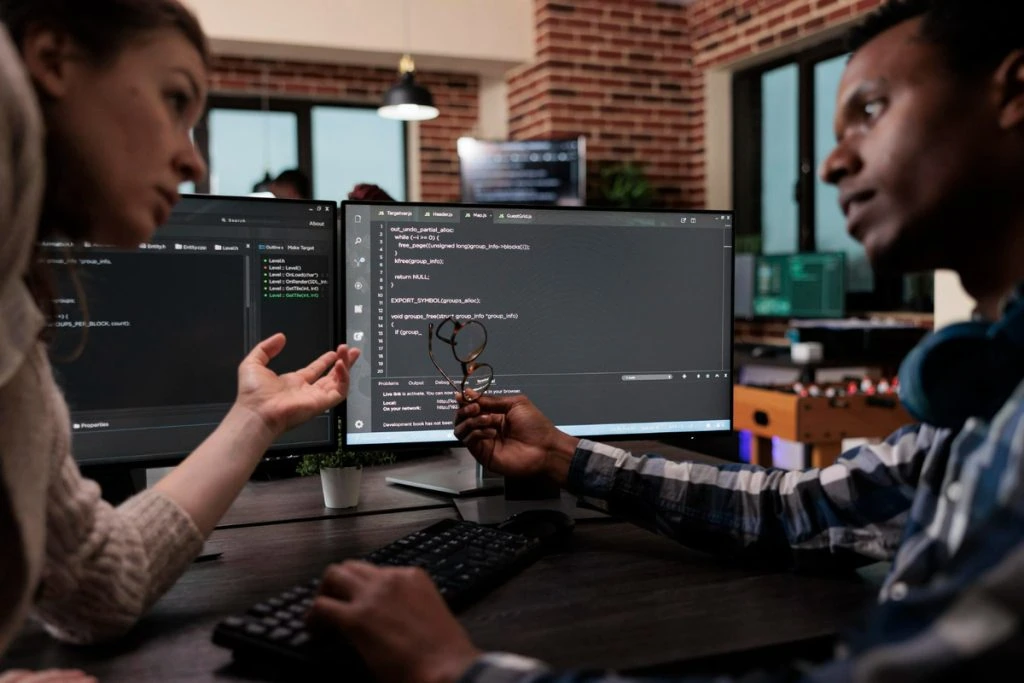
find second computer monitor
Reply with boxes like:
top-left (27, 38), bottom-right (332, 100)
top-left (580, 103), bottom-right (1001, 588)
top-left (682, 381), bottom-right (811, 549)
top-left (44, 195), bottom-right (338, 466)
top-left (753, 252), bottom-right (846, 319)
top-left (342, 202), bottom-right (734, 449)
top-left (457, 137), bottom-right (586, 206)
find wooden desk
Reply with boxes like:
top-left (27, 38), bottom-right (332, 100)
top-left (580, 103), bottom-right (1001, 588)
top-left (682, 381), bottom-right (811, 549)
top-left (4, 507), bottom-right (873, 681)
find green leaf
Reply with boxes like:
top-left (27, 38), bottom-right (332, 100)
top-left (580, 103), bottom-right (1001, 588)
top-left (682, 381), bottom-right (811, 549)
top-left (294, 416), bottom-right (397, 476)
top-left (597, 162), bottom-right (653, 208)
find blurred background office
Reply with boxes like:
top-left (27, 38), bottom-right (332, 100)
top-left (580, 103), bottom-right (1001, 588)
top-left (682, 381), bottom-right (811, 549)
top-left (178, 0), bottom-right (964, 321)
top-left (176, 0), bottom-right (975, 467)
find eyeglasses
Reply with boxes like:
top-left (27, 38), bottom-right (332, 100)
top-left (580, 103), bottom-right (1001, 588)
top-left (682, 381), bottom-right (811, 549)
top-left (427, 317), bottom-right (494, 400)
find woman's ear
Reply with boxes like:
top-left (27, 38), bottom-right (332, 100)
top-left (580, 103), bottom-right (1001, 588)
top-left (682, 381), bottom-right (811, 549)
top-left (19, 25), bottom-right (75, 100)
top-left (996, 49), bottom-right (1024, 131)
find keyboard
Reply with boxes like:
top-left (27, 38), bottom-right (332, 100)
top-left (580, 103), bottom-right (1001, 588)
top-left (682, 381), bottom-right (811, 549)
top-left (212, 518), bottom-right (545, 670)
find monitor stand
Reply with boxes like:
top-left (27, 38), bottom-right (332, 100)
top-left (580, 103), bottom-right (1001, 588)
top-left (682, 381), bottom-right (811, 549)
top-left (454, 473), bottom-right (609, 525)
top-left (384, 448), bottom-right (608, 524)
top-left (384, 447), bottom-right (504, 497)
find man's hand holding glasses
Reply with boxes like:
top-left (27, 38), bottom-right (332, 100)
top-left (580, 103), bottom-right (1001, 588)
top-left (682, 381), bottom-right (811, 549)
top-left (427, 317), bottom-right (494, 401)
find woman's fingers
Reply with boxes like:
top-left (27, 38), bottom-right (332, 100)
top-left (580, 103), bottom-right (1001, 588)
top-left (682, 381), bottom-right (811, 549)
top-left (244, 333), bottom-right (287, 367)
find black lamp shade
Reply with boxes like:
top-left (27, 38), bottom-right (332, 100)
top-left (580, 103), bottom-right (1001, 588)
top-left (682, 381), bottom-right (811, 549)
top-left (378, 72), bottom-right (439, 121)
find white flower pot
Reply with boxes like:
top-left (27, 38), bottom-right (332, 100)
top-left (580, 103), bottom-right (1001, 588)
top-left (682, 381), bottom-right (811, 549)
top-left (320, 466), bottom-right (362, 509)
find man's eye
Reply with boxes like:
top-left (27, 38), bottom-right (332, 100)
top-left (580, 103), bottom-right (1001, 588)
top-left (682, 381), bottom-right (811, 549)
top-left (864, 99), bottom-right (885, 120)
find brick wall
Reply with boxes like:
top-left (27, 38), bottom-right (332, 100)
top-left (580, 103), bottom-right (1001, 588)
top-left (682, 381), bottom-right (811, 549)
top-left (686, 0), bottom-right (885, 207)
top-left (506, 0), bottom-right (885, 209)
top-left (506, 1), bottom-right (695, 207)
top-left (209, 57), bottom-right (478, 202)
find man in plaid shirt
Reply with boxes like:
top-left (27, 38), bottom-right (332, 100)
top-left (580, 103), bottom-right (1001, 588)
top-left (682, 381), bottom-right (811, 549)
top-left (309, 1), bottom-right (1024, 680)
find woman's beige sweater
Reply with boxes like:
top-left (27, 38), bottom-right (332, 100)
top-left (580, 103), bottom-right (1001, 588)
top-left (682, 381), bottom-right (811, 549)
top-left (0, 27), bottom-right (204, 657)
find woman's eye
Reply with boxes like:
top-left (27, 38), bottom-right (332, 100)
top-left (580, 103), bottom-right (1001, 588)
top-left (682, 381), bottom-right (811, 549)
top-left (168, 92), bottom-right (190, 116)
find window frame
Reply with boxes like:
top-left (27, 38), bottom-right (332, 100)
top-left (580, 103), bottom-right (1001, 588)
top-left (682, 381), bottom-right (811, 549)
top-left (193, 95), bottom-right (409, 201)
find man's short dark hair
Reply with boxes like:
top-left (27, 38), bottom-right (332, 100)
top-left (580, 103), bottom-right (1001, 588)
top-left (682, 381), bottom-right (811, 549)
top-left (273, 168), bottom-right (311, 199)
top-left (848, 0), bottom-right (1024, 77)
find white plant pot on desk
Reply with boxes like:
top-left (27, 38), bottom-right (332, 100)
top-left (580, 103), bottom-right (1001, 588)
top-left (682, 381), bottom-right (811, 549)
top-left (320, 466), bottom-right (362, 508)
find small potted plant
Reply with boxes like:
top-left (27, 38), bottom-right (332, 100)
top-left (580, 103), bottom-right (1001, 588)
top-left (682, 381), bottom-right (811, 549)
top-left (597, 162), bottom-right (654, 208)
top-left (296, 429), bottom-right (395, 508)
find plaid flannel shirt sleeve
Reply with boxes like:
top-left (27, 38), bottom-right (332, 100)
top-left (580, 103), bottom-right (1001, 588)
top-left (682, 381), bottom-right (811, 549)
top-left (562, 428), bottom-right (934, 571)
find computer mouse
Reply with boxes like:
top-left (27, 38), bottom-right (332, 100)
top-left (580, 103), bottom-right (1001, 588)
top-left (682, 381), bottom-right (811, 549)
top-left (497, 509), bottom-right (575, 548)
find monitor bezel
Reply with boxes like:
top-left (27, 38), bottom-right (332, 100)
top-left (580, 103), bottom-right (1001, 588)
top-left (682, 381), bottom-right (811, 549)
top-left (65, 193), bottom-right (340, 468)
top-left (456, 135), bottom-right (588, 206)
top-left (340, 199), bottom-right (735, 453)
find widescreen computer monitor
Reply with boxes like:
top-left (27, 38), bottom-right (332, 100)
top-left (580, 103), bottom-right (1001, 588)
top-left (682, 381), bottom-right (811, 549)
top-left (43, 195), bottom-right (338, 470)
top-left (457, 137), bottom-right (586, 206)
top-left (753, 252), bottom-right (846, 319)
top-left (341, 202), bottom-right (734, 457)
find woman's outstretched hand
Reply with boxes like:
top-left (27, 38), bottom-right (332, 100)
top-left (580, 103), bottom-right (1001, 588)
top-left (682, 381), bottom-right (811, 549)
top-left (235, 333), bottom-right (360, 436)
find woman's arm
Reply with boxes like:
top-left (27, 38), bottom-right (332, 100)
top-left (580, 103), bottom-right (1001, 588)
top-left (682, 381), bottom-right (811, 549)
top-left (153, 335), bottom-right (357, 536)
top-left (33, 335), bottom-right (358, 643)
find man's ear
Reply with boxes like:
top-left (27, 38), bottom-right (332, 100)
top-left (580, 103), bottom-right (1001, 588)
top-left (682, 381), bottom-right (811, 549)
top-left (996, 49), bottom-right (1024, 130)
top-left (19, 25), bottom-right (75, 101)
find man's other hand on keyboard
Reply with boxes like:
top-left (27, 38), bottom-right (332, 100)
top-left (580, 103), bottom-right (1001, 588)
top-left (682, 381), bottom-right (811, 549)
top-left (308, 560), bottom-right (481, 683)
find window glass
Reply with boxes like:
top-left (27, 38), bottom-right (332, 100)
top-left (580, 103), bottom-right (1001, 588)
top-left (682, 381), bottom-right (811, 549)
top-left (208, 109), bottom-right (299, 196)
top-left (813, 54), bottom-right (873, 292)
top-left (760, 64), bottom-right (800, 255)
top-left (311, 106), bottom-right (406, 202)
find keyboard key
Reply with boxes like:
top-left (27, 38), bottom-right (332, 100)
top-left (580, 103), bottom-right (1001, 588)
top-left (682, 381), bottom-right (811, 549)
top-left (243, 623), bottom-right (267, 637)
top-left (222, 616), bottom-right (245, 630)
top-left (289, 632), bottom-right (312, 648)
top-left (268, 627), bottom-right (293, 642)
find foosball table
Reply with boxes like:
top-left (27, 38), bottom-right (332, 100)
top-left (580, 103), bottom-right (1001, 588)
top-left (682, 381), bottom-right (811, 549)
top-left (733, 378), bottom-right (914, 468)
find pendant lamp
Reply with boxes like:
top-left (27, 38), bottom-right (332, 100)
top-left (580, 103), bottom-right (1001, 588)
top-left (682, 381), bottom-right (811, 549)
top-left (378, 54), bottom-right (439, 121)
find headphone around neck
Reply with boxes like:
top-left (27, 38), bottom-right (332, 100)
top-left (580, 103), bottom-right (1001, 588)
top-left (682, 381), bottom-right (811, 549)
top-left (898, 294), bottom-right (1024, 429)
